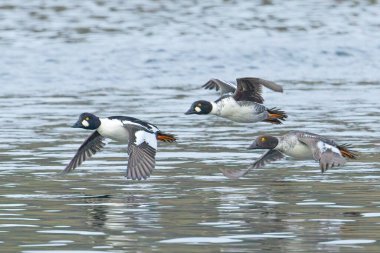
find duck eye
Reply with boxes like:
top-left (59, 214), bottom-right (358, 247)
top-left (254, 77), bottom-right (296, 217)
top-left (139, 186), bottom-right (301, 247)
top-left (197, 103), bottom-right (201, 107)
top-left (85, 117), bottom-right (90, 121)
top-left (261, 137), bottom-right (266, 142)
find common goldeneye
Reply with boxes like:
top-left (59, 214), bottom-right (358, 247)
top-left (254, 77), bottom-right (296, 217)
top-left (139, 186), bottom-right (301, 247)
top-left (220, 131), bottom-right (357, 179)
top-left (62, 113), bottom-right (176, 180)
top-left (185, 77), bottom-right (287, 124)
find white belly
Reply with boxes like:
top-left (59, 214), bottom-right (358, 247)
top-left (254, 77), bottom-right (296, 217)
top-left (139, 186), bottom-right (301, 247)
top-left (285, 142), bottom-right (313, 159)
top-left (221, 106), bottom-right (253, 122)
top-left (217, 99), bottom-right (265, 123)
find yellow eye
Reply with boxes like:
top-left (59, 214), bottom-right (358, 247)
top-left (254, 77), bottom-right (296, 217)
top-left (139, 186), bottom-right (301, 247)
top-left (261, 137), bottom-right (266, 142)
top-left (197, 103), bottom-right (201, 107)
top-left (85, 117), bottom-right (90, 121)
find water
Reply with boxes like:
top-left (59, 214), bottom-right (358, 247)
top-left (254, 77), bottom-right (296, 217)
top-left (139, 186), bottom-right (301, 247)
top-left (1, 0), bottom-right (380, 252)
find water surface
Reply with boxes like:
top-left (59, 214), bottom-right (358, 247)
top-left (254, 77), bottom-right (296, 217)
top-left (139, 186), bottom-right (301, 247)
top-left (1, 1), bottom-right (380, 252)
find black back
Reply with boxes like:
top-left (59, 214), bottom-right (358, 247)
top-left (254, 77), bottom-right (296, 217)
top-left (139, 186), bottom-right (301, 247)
top-left (108, 116), bottom-right (157, 130)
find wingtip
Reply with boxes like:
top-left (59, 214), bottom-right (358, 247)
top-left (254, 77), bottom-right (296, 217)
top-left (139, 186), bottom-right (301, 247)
top-left (258, 78), bottom-right (284, 92)
top-left (219, 167), bottom-right (251, 179)
top-left (59, 170), bottom-right (69, 176)
top-left (126, 175), bottom-right (149, 181)
top-left (59, 165), bottom-right (76, 177)
top-left (126, 170), bottom-right (151, 181)
top-left (61, 165), bottom-right (73, 175)
top-left (269, 85), bottom-right (284, 93)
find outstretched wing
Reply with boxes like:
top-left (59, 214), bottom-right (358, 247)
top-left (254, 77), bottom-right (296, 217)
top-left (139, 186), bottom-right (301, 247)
top-left (298, 134), bottom-right (346, 173)
top-left (62, 131), bottom-right (106, 173)
top-left (220, 150), bottom-right (285, 179)
top-left (318, 150), bottom-right (346, 173)
top-left (125, 126), bottom-right (157, 180)
top-left (233, 77), bottom-right (283, 103)
top-left (202, 78), bottom-right (236, 95)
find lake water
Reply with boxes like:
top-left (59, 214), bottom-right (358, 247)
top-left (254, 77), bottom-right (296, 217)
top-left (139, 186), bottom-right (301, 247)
top-left (1, 0), bottom-right (380, 252)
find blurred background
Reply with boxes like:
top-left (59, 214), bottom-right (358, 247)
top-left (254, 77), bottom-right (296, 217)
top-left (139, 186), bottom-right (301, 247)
top-left (0, 1), bottom-right (379, 253)
top-left (1, 0), bottom-right (380, 93)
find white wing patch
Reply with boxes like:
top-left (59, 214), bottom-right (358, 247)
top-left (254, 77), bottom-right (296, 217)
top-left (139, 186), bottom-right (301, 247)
top-left (135, 130), bottom-right (157, 150)
top-left (317, 141), bottom-right (340, 155)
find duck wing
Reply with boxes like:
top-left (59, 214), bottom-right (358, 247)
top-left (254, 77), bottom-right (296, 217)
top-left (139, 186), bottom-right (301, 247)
top-left (233, 77), bottom-right (283, 103)
top-left (125, 125), bottom-right (157, 180)
top-left (62, 131), bottom-right (106, 173)
top-left (220, 150), bottom-right (285, 179)
top-left (202, 78), bottom-right (236, 95)
top-left (297, 133), bottom-right (346, 173)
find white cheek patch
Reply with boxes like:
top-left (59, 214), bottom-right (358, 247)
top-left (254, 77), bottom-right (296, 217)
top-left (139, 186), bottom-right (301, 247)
top-left (82, 120), bottom-right (89, 127)
top-left (195, 107), bottom-right (201, 113)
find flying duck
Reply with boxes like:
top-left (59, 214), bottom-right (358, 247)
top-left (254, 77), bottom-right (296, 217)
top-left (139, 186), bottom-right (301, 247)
top-left (185, 77), bottom-right (287, 124)
top-left (220, 131), bottom-right (357, 179)
top-left (62, 113), bottom-right (176, 180)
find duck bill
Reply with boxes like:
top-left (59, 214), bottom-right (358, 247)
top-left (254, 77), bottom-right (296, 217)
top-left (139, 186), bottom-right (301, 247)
top-left (185, 108), bottom-right (196, 115)
top-left (71, 120), bottom-right (82, 128)
top-left (248, 142), bottom-right (259, 149)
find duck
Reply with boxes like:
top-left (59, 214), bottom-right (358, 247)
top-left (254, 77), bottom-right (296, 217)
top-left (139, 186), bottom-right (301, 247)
top-left (62, 113), bottom-right (176, 180)
top-left (220, 131), bottom-right (357, 179)
top-left (185, 77), bottom-right (287, 124)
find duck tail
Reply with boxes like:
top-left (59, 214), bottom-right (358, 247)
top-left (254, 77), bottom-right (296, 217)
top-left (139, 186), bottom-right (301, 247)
top-left (264, 108), bottom-right (288, 124)
top-left (338, 144), bottom-right (358, 159)
top-left (156, 131), bottom-right (176, 143)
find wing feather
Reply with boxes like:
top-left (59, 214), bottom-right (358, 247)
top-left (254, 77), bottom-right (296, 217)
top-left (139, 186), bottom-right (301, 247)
top-left (297, 134), bottom-right (346, 173)
top-left (220, 150), bottom-right (285, 179)
top-left (125, 127), bottom-right (157, 180)
top-left (202, 78), bottom-right (236, 95)
top-left (62, 131), bottom-right (106, 173)
top-left (234, 77), bottom-right (283, 103)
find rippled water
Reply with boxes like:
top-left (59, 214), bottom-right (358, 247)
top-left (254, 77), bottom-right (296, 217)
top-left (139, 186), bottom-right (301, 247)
top-left (1, 1), bottom-right (380, 252)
